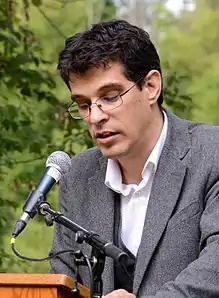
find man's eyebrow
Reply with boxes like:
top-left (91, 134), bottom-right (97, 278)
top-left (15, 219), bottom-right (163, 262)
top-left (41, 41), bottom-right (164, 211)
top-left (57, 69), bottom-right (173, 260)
top-left (97, 82), bottom-right (123, 93)
top-left (70, 94), bottom-right (85, 101)
top-left (70, 83), bottom-right (123, 101)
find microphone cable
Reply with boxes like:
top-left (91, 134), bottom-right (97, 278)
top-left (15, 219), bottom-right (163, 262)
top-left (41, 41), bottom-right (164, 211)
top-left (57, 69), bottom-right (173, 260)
top-left (10, 237), bottom-right (93, 298)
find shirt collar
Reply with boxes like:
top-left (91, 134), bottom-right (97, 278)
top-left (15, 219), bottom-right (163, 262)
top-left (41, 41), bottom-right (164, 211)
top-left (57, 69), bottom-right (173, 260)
top-left (142, 110), bottom-right (168, 174)
top-left (105, 111), bottom-right (168, 194)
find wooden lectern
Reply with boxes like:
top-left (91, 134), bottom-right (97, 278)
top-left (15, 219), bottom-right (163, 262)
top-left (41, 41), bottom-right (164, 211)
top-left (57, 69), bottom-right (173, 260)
top-left (0, 273), bottom-right (90, 298)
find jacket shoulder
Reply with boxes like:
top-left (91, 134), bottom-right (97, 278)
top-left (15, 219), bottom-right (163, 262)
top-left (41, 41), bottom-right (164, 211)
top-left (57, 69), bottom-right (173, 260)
top-left (189, 122), bottom-right (219, 148)
top-left (69, 147), bottom-right (105, 179)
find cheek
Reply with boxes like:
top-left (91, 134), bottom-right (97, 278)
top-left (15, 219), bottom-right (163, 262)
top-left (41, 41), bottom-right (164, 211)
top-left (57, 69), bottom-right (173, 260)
top-left (121, 104), bottom-right (151, 136)
top-left (84, 120), bottom-right (93, 136)
top-left (121, 99), bottom-right (148, 124)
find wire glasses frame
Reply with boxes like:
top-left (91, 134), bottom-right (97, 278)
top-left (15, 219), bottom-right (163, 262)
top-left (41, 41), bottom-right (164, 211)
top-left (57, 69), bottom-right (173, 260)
top-left (67, 77), bottom-right (144, 120)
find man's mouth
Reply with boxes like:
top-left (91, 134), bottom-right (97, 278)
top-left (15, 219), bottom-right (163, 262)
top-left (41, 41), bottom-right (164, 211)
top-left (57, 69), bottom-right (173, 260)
top-left (95, 132), bottom-right (118, 139)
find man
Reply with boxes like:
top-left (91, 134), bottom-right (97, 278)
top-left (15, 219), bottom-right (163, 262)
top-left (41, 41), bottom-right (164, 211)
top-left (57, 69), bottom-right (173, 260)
top-left (50, 20), bottom-right (219, 297)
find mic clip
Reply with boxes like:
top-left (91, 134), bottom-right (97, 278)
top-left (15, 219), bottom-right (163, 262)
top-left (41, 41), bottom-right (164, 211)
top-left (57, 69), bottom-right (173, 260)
top-left (23, 190), bottom-right (45, 218)
top-left (38, 202), bottom-right (54, 227)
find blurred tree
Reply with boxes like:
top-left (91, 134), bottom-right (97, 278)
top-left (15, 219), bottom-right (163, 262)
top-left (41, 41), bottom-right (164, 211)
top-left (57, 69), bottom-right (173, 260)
top-left (0, 0), bottom-right (116, 273)
top-left (87, 0), bottom-right (116, 27)
top-left (196, 0), bottom-right (219, 9)
top-left (116, 0), bottom-right (168, 41)
top-left (0, 0), bottom-right (60, 271)
top-left (157, 1), bottom-right (219, 123)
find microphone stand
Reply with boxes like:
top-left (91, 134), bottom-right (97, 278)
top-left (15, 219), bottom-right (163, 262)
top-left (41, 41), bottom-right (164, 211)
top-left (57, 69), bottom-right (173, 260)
top-left (38, 202), bottom-right (128, 298)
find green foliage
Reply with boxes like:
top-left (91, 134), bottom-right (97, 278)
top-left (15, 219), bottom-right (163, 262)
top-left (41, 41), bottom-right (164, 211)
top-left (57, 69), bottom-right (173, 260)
top-left (157, 1), bottom-right (219, 123)
top-left (163, 63), bottom-right (193, 119)
top-left (0, 0), bottom-right (115, 273)
top-left (0, 0), bottom-right (58, 271)
top-left (102, 0), bottom-right (117, 20)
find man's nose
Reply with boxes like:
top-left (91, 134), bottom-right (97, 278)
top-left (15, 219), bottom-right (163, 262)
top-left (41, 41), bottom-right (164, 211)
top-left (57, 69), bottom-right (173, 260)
top-left (88, 104), bottom-right (109, 124)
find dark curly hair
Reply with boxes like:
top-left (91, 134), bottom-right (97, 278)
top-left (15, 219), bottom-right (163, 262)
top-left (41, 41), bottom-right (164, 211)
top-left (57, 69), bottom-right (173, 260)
top-left (58, 19), bottom-right (163, 105)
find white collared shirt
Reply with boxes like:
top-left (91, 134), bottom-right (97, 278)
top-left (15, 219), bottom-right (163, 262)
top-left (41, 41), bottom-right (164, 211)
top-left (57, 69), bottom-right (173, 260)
top-left (105, 112), bottom-right (168, 256)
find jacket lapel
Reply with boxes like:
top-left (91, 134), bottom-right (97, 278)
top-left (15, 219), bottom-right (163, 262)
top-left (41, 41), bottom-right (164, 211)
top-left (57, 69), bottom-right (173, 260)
top-left (88, 157), bottom-right (115, 294)
top-left (133, 110), bottom-right (190, 294)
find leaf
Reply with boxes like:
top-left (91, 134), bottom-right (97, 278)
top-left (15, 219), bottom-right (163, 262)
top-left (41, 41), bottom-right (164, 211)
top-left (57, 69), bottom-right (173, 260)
top-left (20, 84), bottom-right (32, 97)
top-left (9, 53), bottom-right (33, 66)
top-left (32, 0), bottom-right (42, 6)
top-left (23, 0), bottom-right (30, 8)
top-left (29, 140), bottom-right (46, 154)
top-left (0, 33), bottom-right (18, 46)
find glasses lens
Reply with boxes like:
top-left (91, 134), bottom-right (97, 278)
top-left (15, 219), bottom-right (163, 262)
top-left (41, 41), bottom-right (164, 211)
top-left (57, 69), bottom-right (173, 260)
top-left (68, 103), bottom-right (87, 119)
top-left (67, 94), bottom-right (123, 120)
top-left (97, 95), bottom-right (122, 111)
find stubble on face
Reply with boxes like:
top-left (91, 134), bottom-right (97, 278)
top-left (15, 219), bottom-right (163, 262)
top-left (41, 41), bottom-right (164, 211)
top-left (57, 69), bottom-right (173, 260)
top-left (68, 62), bottom-right (162, 163)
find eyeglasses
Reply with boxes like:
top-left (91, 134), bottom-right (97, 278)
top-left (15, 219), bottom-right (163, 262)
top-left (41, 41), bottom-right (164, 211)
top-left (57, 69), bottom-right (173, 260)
top-left (67, 77), bottom-right (143, 120)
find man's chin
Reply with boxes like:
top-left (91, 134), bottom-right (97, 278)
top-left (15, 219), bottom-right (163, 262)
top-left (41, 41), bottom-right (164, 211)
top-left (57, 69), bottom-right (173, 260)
top-left (99, 146), bottom-right (126, 159)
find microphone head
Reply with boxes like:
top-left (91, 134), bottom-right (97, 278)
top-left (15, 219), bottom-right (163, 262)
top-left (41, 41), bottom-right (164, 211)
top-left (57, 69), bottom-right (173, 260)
top-left (46, 151), bottom-right (71, 175)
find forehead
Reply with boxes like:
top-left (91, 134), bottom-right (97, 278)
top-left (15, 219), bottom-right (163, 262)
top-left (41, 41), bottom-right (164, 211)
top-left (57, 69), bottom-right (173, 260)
top-left (68, 62), bottom-right (128, 96)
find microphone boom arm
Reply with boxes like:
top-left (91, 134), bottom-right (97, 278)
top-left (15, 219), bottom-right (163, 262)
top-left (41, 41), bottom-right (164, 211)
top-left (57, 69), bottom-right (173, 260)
top-left (39, 202), bottom-right (128, 298)
top-left (39, 202), bottom-right (128, 264)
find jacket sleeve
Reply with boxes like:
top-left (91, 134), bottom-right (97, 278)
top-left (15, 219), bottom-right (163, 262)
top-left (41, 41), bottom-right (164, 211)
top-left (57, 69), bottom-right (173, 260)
top-left (49, 176), bottom-right (81, 282)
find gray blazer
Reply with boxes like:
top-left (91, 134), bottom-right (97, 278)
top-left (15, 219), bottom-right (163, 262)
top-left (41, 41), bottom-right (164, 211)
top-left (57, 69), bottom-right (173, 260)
top-left (50, 109), bottom-right (219, 297)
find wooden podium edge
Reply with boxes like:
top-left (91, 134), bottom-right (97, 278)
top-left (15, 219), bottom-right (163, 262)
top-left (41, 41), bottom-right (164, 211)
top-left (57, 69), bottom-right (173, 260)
top-left (0, 273), bottom-right (89, 297)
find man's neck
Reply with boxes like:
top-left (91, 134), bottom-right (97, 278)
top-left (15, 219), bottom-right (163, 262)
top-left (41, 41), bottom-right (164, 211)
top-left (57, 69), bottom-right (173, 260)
top-left (118, 110), bottom-right (165, 185)
top-left (118, 150), bottom-right (153, 184)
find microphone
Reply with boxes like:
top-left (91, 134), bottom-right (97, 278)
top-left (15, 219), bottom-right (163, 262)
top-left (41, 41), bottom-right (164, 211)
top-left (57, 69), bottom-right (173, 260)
top-left (12, 151), bottom-right (71, 238)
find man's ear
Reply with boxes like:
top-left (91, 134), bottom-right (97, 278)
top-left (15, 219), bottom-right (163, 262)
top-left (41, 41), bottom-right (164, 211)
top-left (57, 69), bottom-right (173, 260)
top-left (144, 70), bottom-right (162, 104)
